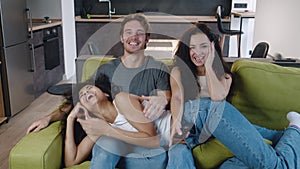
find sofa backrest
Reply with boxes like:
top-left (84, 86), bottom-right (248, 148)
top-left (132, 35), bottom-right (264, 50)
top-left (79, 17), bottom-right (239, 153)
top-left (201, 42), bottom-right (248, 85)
top-left (228, 59), bottom-right (300, 130)
top-left (81, 56), bottom-right (174, 82)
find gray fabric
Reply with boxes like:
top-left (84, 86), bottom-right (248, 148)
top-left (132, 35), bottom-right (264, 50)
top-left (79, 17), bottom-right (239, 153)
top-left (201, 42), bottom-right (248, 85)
top-left (95, 56), bottom-right (170, 98)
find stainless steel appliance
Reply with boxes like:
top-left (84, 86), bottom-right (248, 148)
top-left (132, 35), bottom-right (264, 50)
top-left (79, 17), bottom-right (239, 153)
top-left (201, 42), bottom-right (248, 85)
top-left (0, 0), bottom-right (34, 117)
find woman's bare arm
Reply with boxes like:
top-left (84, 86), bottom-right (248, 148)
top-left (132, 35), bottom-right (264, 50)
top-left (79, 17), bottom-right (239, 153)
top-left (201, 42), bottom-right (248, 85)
top-left (26, 102), bottom-right (72, 134)
top-left (205, 43), bottom-right (232, 101)
top-left (169, 67), bottom-right (185, 146)
top-left (64, 103), bottom-right (94, 167)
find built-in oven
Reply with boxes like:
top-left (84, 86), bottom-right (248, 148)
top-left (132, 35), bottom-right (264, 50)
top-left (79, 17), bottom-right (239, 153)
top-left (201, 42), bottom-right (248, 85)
top-left (43, 26), bottom-right (60, 70)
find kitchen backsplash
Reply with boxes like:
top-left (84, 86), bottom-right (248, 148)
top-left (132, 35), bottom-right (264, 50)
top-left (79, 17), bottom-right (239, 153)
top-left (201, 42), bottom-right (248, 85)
top-left (75, 0), bottom-right (232, 17)
top-left (27, 0), bottom-right (62, 19)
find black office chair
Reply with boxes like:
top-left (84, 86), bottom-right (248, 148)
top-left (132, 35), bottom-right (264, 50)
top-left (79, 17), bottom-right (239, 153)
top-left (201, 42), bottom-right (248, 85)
top-left (216, 6), bottom-right (243, 57)
top-left (251, 42), bottom-right (269, 58)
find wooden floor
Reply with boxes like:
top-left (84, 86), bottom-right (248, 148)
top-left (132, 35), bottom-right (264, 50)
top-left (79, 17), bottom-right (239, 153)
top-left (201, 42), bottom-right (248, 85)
top-left (0, 91), bottom-right (65, 169)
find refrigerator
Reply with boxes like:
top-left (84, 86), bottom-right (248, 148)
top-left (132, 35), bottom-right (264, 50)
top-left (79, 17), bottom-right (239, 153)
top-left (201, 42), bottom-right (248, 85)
top-left (0, 0), bottom-right (34, 117)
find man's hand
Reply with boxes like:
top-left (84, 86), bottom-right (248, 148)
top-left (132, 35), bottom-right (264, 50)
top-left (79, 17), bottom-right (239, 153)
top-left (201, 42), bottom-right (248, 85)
top-left (26, 102), bottom-right (72, 134)
top-left (141, 95), bottom-right (168, 120)
top-left (26, 116), bottom-right (51, 134)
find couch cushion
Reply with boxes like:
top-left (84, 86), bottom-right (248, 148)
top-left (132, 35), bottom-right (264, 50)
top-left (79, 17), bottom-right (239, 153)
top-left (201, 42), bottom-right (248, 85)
top-left (81, 56), bottom-right (115, 82)
top-left (228, 59), bottom-right (300, 130)
top-left (192, 138), bottom-right (234, 169)
top-left (192, 138), bottom-right (272, 169)
top-left (64, 161), bottom-right (90, 169)
top-left (81, 56), bottom-right (174, 82)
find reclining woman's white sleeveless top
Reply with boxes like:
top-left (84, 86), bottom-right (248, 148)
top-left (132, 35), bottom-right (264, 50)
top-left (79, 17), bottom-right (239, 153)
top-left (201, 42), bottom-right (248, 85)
top-left (110, 101), bottom-right (171, 147)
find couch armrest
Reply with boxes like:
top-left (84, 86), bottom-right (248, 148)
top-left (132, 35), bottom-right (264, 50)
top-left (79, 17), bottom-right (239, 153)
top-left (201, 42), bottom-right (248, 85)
top-left (10, 121), bottom-right (63, 169)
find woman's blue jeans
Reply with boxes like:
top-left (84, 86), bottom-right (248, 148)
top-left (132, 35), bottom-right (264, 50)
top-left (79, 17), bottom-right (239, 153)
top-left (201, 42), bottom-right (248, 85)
top-left (184, 98), bottom-right (300, 169)
top-left (89, 136), bottom-right (167, 169)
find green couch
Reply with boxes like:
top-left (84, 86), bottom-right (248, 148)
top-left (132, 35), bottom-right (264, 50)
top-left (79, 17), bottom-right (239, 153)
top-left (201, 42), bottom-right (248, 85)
top-left (9, 57), bottom-right (300, 169)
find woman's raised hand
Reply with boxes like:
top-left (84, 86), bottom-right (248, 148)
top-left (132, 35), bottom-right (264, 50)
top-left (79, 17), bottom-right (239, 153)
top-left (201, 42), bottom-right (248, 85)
top-left (204, 42), bottom-right (216, 68)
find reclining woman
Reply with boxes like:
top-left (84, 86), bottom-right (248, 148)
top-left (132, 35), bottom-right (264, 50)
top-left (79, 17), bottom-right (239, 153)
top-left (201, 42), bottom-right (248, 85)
top-left (168, 22), bottom-right (300, 168)
top-left (64, 74), bottom-right (172, 167)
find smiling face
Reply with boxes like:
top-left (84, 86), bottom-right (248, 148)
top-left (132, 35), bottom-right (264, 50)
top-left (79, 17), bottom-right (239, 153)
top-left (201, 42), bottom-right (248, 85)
top-left (189, 33), bottom-right (211, 67)
top-left (79, 85), bottom-right (108, 109)
top-left (120, 20), bottom-right (148, 54)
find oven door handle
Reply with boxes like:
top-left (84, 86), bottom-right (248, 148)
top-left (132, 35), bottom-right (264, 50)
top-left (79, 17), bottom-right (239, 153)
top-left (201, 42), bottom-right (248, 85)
top-left (43, 36), bottom-right (59, 42)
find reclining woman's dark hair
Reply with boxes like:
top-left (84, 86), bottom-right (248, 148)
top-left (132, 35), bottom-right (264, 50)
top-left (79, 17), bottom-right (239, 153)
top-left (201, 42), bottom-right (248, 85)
top-left (72, 73), bottom-right (113, 104)
top-left (61, 73), bottom-right (114, 109)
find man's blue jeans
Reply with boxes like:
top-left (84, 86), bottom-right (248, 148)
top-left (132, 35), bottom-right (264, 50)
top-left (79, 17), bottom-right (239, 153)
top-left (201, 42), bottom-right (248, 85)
top-left (184, 98), bottom-right (300, 169)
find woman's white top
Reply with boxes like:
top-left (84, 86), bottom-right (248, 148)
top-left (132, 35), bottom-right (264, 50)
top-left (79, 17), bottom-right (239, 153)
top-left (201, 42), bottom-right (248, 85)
top-left (110, 103), bottom-right (138, 132)
top-left (111, 100), bottom-right (171, 146)
top-left (197, 76), bottom-right (210, 98)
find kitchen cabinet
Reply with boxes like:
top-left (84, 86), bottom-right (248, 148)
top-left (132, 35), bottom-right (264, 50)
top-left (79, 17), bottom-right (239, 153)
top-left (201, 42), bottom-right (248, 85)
top-left (30, 25), bottom-right (65, 97)
top-left (76, 22), bottom-right (107, 55)
top-left (75, 16), bottom-right (230, 56)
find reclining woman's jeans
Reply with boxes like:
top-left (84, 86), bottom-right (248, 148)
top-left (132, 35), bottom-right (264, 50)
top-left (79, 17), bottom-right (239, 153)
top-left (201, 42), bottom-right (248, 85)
top-left (184, 97), bottom-right (300, 169)
top-left (89, 136), bottom-right (167, 169)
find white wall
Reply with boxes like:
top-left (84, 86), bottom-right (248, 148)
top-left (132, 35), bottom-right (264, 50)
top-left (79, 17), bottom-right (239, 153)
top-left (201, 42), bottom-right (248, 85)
top-left (229, 0), bottom-right (256, 58)
top-left (254, 0), bottom-right (300, 59)
top-left (61, 0), bottom-right (77, 80)
top-left (27, 0), bottom-right (62, 19)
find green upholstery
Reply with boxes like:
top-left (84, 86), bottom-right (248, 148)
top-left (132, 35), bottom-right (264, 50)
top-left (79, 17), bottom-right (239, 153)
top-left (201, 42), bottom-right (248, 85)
top-left (81, 56), bottom-right (115, 82)
top-left (63, 161), bottom-right (90, 169)
top-left (228, 59), bottom-right (300, 130)
top-left (81, 56), bottom-right (174, 82)
top-left (10, 121), bottom-right (63, 169)
top-left (193, 138), bottom-right (272, 169)
top-left (9, 58), bottom-right (300, 169)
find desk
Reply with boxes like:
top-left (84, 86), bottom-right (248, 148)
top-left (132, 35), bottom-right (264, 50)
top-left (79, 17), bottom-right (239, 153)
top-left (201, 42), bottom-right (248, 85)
top-left (231, 11), bottom-right (255, 57)
top-left (224, 57), bottom-right (300, 68)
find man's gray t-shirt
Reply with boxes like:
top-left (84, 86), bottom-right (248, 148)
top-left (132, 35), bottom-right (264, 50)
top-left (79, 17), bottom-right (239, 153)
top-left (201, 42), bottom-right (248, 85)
top-left (95, 56), bottom-right (170, 98)
top-left (93, 56), bottom-right (171, 156)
